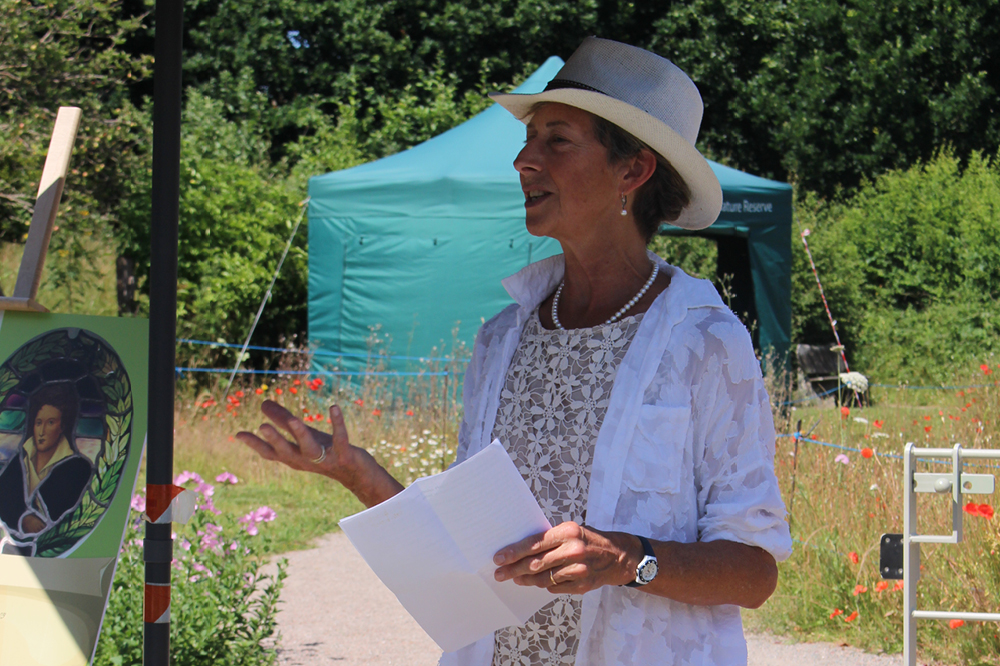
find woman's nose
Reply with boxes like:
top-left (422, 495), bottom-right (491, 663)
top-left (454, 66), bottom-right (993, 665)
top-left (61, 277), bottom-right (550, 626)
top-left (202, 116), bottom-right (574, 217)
top-left (513, 142), bottom-right (541, 174)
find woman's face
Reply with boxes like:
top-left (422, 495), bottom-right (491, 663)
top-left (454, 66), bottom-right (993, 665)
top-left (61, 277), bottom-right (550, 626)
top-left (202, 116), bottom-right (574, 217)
top-left (514, 103), bottom-right (625, 243)
top-left (33, 404), bottom-right (64, 454)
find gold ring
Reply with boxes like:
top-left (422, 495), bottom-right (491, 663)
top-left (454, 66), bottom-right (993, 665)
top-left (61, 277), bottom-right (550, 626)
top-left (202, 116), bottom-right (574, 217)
top-left (549, 570), bottom-right (557, 587)
top-left (311, 446), bottom-right (328, 464)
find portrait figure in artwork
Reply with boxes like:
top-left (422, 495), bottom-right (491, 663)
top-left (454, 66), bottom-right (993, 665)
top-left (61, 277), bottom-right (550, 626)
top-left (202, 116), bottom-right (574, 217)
top-left (0, 328), bottom-right (133, 557)
top-left (0, 383), bottom-right (90, 543)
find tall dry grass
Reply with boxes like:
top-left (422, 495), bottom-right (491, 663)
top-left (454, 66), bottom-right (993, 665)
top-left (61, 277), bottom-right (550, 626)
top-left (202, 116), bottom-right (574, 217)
top-left (170, 342), bottom-right (467, 551)
top-left (752, 363), bottom-right (1000, 664)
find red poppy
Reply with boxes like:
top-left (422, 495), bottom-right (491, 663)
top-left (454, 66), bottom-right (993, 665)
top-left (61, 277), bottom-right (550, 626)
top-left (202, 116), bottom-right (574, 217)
top-left (981, 364), bottom-right (992, 375)
top-left (255, 388), bottom-right (264, 395)
top-left (293, 379), bottom-right (301, 386)
top-left (978, 504), bottom-right (994, 519)
top-left (950, 619), bottom-right (965, 629)
top-left (235, 390), bottom-right (244, 398)
top-left (372, 409), bottom-right (382, 416)
top-left (874, 581), bottom-right (888, 593)
top-left (924, 426), bottom-right (932, 433)
top-left (923, 415), bottom-right (931, 421)
top-left (853, 584), bottom-right (868, 596)
top-left (840, 406), bottom-right (850, 419)
top-left (406, 409), bottom-right (414, 416)
top-left (848, 551), bottom-right (859, 564)
top-left (958, 390), bottom-right (965, 397)
top-left (829, 608), bottom-right (843, 618)
top-left (289, 387), bottom-right (298, 394)
top-left (275, 388), bottom-right (283, 395)
top-left (861, 448), bottom-right (874, 459)
top-left (964, 503), bottom-right (982, 517)
top-left (844, 611), bottom-right (859, 622)
top-left (893, 581), bottom-right (904, 591)
top-left (873, 420), bottom-right (884, 429)
top-left (354, 399), bottom-right (364, 406)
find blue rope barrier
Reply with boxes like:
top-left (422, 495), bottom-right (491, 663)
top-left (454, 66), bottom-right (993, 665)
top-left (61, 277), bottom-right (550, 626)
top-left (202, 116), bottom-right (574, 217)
top-left (177, 337), bottom-right (468, 364)
top-left (175, 367), bottom-right (450, 377)
top-left (777, 433), bottom-right (994, 468)
top-left (871, 382), bottom-right (995, 390)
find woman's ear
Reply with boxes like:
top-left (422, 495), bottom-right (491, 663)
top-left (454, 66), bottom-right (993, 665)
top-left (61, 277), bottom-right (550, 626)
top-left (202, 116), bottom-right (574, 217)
top-left (621, 148), bottom-right (657, 196)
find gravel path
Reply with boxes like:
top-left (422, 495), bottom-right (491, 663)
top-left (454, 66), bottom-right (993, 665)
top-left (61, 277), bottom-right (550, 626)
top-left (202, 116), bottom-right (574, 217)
top-left (274, 532), bottom-right (908, 666)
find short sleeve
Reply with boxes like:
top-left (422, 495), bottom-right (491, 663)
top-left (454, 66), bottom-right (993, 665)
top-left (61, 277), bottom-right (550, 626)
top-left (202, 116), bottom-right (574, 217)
top-left (691, 316), bottom-right (792, 561)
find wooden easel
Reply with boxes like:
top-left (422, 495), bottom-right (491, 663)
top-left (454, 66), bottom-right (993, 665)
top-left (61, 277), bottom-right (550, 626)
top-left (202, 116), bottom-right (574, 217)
top-left (0, 106), bottom-right (82, 312)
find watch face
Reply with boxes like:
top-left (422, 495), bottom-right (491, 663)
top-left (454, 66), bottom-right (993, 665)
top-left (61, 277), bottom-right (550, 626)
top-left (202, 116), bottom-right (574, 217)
top-left (638, 558), bottom-right (658, 583)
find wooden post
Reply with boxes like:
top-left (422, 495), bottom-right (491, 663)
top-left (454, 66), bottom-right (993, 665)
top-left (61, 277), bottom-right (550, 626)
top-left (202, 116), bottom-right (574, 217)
top-left (0, 106), bottom-right (82, 312)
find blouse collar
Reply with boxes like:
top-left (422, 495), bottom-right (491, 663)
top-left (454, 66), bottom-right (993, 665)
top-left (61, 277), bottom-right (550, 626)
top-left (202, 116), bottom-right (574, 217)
top-left (501, 250), bottom-right (725, 313)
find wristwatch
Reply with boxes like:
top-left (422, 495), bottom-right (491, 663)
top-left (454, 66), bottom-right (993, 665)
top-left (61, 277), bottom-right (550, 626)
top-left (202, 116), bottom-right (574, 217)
top-left (625, 535), bottom-right (658, 587)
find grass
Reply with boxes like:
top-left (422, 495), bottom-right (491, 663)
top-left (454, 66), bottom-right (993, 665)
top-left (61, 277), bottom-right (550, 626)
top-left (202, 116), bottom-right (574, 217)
top-left (167, 355), bottom-right (463, 553)
top-left (744, 365), bottom-right (1000, 665)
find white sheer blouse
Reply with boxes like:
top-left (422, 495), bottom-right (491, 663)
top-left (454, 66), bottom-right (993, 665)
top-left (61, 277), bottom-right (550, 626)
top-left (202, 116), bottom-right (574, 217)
top-left (440, 253), bottom-right (792, 666)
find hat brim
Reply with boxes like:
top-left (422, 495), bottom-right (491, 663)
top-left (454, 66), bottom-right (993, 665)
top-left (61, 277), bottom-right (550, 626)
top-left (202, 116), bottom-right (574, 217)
top-left (489, 88), bottom-right (722, 231)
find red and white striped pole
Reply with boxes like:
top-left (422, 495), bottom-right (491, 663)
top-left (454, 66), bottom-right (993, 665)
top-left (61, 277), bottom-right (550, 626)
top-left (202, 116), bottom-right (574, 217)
top-left (800, 229), bottom-right (850, 372)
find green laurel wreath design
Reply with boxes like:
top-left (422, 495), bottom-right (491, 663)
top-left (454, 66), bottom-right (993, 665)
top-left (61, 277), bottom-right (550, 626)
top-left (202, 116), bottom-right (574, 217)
top-left (19, 333), bottom-right (134, 558)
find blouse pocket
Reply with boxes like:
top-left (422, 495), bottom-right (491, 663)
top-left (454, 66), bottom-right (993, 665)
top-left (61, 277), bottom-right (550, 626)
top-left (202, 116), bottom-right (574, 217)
top-left (621, 405), bottom-right (690, 494)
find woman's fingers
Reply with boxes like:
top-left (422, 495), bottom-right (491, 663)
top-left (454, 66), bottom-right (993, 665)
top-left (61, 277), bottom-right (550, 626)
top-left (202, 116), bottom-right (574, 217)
top-left (328, 405), bottom-right (350, 455)
top-left (235, 431), bottom-right (279, 461)
top-left (237, 399), bottom-right (336, 471)
top-left (493, 522), bottom-right (630, 593)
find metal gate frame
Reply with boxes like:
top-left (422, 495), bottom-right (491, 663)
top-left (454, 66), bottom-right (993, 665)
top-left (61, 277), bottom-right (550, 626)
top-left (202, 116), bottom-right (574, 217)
top-left (891, 442), bottom-right (1000, 665)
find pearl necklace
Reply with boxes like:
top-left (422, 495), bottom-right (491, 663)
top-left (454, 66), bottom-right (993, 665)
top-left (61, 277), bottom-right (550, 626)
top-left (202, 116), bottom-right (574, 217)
top-left (551, 262), bottom-right (659, 330)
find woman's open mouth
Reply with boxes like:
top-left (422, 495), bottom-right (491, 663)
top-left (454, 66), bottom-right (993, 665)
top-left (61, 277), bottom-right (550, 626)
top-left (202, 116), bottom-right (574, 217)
top-left (524, 190), bottom-right (551, 208)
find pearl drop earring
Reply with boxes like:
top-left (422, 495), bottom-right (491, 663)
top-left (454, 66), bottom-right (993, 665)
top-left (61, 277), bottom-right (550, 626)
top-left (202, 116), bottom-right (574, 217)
top-left (620, 193), bottom-right (627, 216)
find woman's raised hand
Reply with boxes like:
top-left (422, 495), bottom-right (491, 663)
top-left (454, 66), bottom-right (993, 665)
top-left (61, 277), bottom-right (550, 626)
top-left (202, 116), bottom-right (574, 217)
top-left (236, 400), bottom-right (403, 508)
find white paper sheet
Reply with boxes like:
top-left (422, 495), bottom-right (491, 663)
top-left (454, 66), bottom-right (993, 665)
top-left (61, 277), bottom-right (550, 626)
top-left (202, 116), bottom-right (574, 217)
top-left (339, 440), bottom-right (553, 652)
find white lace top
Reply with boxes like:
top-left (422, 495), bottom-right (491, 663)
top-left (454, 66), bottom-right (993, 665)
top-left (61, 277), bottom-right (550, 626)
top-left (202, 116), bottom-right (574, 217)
top-left (491, 311), bottom-right (643, 666)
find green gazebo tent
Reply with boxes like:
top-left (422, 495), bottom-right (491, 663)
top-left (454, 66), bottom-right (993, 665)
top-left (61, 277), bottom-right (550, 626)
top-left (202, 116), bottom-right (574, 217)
top-left (307, 57), bottom-right (792, 371)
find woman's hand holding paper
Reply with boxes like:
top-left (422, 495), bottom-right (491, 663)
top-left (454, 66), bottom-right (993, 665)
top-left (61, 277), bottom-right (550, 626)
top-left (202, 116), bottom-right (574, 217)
top-left (492, 521), bottom-right (637, 594)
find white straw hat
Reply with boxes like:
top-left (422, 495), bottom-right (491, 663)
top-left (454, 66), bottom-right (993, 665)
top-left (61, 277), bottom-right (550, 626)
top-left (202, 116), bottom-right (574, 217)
top-left (490, 37), bottom-right (722, 230)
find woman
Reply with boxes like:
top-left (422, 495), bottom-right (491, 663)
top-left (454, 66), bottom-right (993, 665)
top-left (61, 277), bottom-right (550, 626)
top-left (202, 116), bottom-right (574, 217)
top-left (238, 37), bottom-right (791, 665)
top-left (0, 383), bottom-right (91, 542)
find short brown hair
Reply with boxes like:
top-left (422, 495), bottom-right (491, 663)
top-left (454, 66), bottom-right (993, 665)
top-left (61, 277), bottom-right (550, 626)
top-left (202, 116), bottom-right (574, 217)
top-left (590, 114), bottom-right (691, 243)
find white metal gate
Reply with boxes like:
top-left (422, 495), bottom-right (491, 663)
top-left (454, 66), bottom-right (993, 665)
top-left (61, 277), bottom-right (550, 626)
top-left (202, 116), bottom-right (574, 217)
top-left (881, 443), bottom-right (1000, 664)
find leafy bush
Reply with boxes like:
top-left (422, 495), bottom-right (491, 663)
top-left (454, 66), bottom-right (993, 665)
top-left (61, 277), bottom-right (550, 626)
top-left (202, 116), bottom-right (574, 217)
top-left (791, 150), bottom-right (1000, 384)
top-left (94, 473), bottom-right (287, 666)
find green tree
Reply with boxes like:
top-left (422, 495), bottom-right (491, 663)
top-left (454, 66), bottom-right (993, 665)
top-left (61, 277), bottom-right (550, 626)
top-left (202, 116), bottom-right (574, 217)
top-left (0, 0), bottom-right (151, 309)
top-left (791, 150), bottom-right (1000, 383)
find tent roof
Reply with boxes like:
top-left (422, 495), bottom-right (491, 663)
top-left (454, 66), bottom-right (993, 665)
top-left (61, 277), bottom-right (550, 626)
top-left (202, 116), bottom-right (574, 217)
top-left (307, 57), bottom-right (793, 362)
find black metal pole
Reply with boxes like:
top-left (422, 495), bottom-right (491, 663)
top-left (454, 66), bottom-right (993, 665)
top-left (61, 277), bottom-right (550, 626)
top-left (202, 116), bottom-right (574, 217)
top-left (145, 1), bottom-right (182, 664)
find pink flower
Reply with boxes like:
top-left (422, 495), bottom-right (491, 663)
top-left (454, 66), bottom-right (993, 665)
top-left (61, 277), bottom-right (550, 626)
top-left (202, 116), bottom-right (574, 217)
top-left (253, 506), bottom-right (277, 523)
top-left (196, 482), bottom-right (215, 497)
top-left (131, 494), bottom-right (146, 512)
top-left (174, 470), bottom-right (204, 485)
top-left (834, 454), bottom-right (850, 465)
top-left (215, 472), bottom-right (239, 484)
